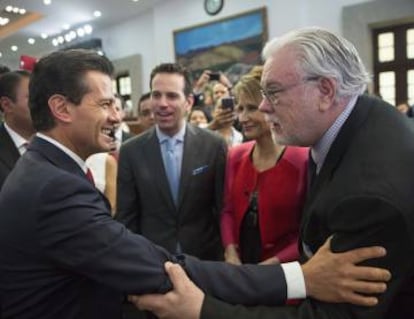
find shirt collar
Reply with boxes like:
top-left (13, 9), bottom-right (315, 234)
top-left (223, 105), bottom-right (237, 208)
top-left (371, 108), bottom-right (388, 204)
top-left (312, 95), bottom-right (359, 172)
top-left (36, 132), bottom-right (88, 173)
top-left (4, 122), bottom-right (29, 150)
top-left (156, 121), bottom-right (186, 144)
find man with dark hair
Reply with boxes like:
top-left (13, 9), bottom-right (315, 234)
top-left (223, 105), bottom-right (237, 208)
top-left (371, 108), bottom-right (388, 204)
top-left (0, 50), bottom-right (390, 319)
top-left (136, 92), bottom-right (154, 133)
top-left (116, 63), bottom-right (226, 261)
top-left (0, 70), bottom-right (34, 189)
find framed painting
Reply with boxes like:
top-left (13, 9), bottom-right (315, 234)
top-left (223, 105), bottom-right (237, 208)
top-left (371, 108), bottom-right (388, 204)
top-left (173, 7), bottom-right (268, 83)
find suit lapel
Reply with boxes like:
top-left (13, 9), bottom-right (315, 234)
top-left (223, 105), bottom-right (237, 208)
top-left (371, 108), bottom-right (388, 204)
top-left (178, 124), bottom-right (197, 208)
top-left (301, 96), bottom-right (373, 249)
top-left (0, 124), bottom-right (20, 169)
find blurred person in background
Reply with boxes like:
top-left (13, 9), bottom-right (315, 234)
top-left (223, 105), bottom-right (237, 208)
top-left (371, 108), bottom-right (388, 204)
top-left (188, 106), bottom-right (211, 128)
top-left (0, 70), bottom-right (34, 189)
top-left (135, 92), bottom-right (155, 134)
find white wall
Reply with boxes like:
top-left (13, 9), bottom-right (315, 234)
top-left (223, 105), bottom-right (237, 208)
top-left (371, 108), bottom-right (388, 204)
top-left (97, 0), bottom-right (374, 95)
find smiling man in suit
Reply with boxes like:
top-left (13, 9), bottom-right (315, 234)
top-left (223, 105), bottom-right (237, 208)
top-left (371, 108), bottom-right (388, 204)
top-left (116, 63), bottom-right (226, 261)
top-left (0, 70), bottom-right (34, 189)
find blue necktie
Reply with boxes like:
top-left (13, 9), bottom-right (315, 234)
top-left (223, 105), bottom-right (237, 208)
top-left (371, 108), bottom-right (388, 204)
top-left (164, 138), bottom-right (179, 204)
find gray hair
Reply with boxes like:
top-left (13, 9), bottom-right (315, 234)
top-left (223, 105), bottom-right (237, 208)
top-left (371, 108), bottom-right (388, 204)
top-left (262, 27), bottom-right (371, 97)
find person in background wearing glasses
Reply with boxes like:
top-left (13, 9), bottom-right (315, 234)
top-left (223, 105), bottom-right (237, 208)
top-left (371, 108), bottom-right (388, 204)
top-left (221, 66), bottom-right (308, 267)
top-left (130, 27), bottom-right (414, 319)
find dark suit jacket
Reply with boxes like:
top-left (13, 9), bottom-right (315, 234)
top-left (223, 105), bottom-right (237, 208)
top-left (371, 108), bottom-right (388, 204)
top-left (201, 95), bottom-right (414, 319)
top-left (0, 124), bottom-right (20, 190)
top-left (116, 124), bottom-right (226, 260)
top-left (0, 136), bottom-right (287, 319)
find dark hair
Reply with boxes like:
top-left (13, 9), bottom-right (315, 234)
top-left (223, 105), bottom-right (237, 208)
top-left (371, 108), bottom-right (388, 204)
top-left (137, 92), bottom-right (151, 113)
top-left (0, 65), bottom-right (11, 76)
top-left (0, 70), bottom-right (31, 111)
top-left (29, 49), bottom-right (114, 131)
top-left (188, 106), bottom-right (212, 123)
top-left (149, 63), bottom-right (193, 97)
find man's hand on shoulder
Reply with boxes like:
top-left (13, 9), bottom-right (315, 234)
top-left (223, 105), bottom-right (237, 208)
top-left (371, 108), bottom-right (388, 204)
top-left (302, 237), bottom-right (391, 306)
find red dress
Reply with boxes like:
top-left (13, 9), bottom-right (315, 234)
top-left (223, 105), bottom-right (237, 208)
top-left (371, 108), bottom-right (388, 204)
top-left (220, 141), bottom-right (308, 262)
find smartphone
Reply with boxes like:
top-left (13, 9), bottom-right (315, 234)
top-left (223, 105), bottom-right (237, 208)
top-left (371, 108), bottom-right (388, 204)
top-left (221, 97), bottom-right (234, 111)
top-left (209, 72), bottom-right (220, 81)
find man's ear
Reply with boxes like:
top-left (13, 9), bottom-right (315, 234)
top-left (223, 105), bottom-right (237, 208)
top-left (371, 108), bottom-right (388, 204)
top-left (0, 96), bottom-right (13, 114)
top-left (186, 94), bottom-right (194, 114)
top-left (48, 94), bottom-right (72, 123)
top-left (317, 77), bottom-right (337, 112)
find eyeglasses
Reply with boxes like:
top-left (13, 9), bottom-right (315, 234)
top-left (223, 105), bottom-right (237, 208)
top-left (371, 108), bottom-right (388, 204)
top-left (260, 76), bottom-right (320, 106)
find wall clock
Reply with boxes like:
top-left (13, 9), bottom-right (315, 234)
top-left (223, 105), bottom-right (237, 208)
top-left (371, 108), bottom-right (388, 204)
top-left (204, 0), bottom-right (224, 16)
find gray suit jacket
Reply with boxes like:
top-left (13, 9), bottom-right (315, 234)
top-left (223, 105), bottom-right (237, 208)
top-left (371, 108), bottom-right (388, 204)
top-left (116, 124), bottom-right (226, 260)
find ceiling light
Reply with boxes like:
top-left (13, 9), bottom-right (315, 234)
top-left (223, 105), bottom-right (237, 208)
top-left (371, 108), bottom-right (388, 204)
top-left (11, 45), bottom-right (18, 52)
top-left (43, 0), bottom-right (52, 5)
top-left (41, 33), bottom-right (48, 39)
top-left (84, 24), bottom-right (93, 34)
top-left (52, 39), bottom-right (58, 47)
top-left (5, 6), bottom-right (13, 12)
top-left (77, 28), bottom-right (85, 37)
top-left (12, 7), bottom-right (19, 13)
top-left (28, 38), bottom-right (35, 45)
top-left (0, 17), bottom-right (10, 26)
top-left (19, 8), bottom-right (26, 14)
top-left (0, 52), bottom-right (2, 58)
top-left (93, 10), bottom-right (102, 18)
top-left (133, 0), bottom-right (139, 2)
top-left (57, 36), bottom-right (64, 44)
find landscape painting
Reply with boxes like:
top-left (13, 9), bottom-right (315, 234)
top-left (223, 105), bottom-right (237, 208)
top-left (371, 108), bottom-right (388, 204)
top-left (173, 7), bottom-right (268, 83)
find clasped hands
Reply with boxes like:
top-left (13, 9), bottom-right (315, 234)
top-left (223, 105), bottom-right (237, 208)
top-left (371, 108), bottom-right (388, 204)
top-left (129, 238), bottom-right (391, 319)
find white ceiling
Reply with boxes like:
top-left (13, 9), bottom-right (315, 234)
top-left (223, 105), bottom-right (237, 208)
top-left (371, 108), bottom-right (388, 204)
top-left (0, 0), bottom-right (163, 68)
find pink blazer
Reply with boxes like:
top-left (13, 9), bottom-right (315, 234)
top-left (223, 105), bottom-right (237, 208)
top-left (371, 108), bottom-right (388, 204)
top-left (220, 141), bottom-right (308, 262)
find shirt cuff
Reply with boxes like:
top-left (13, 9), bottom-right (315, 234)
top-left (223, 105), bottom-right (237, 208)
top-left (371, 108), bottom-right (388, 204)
top-left (281, 261), bottom-right (306, 299)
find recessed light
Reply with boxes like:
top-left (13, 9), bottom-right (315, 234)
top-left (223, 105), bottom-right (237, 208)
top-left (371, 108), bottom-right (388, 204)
top-left (0, 52), bottom-right (2, 58)
top-left (43, 0), bottom-right (52, 5)
top-left (133, 0), bottom-right (139, 2)
top-left (93, 10), bottom-right (102, 18)
top-left (11, 45), bottom-right (18, 52)
top-left (77, 28), bottom-right (85, 37)
top-left (0, 17), bottom-right (10, 26)
top-left (5, 6), bottom-right (13, 12)
top-left (19, 8), bottom-right (26, 15)
top-left (57, 36), bottom-right (64, 44)
top-left (28, 38), bottom-right (35, 45)
top-left (52, 39), bottom-right (58, 47)
top-left (41, 33), bottom-right (48, 39)
top-left (12, 7), bottom-right (19, 13)
top-left (84, 24), bottom-right (93, 34)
